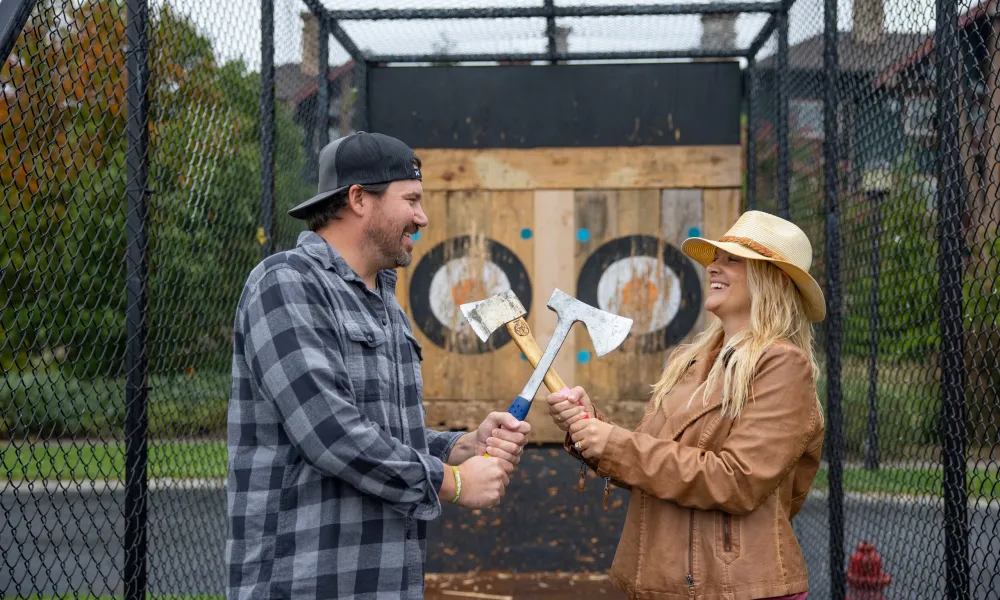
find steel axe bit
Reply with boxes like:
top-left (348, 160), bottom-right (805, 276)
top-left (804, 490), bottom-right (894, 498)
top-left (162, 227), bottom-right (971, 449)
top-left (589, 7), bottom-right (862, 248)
top-left (463, 288), bottom-right (633, 421)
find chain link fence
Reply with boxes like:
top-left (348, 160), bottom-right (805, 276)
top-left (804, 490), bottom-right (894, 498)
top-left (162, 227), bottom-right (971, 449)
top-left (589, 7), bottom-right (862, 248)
top-left (748, 0), bottom-right (1000, 597)
top-left (2, 0), bottom-right (999, 598)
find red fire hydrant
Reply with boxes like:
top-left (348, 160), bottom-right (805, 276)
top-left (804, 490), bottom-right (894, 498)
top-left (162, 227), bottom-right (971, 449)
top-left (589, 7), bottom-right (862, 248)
top-left (845, 541), bottom-right (891, 600)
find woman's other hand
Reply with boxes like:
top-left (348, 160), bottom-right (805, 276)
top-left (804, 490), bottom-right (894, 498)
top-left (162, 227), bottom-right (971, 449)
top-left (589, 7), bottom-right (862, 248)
top-left (546, 386), bottom-right (594, 433)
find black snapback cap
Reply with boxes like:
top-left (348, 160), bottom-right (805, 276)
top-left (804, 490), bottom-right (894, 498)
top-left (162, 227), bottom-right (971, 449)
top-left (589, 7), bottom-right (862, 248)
top-left (287, 131), bottom-right (422, 219)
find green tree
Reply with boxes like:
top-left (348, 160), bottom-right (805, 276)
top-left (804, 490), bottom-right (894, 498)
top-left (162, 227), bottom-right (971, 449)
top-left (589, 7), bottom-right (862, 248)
top-left (1, 1), bottom-right (311, 437)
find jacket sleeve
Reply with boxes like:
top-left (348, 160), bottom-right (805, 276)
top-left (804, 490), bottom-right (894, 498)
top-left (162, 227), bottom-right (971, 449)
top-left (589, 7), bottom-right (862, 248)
top-left (562, 403), bottom-right (634, 491)
top-left (241, 267), bottom-right (448, 521)
top-left (594, 345), bottom-right (821, 515)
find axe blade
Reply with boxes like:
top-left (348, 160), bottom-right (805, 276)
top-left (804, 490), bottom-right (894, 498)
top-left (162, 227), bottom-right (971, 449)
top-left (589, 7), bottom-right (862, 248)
top-left (459, 289), bottom-right (527, 342)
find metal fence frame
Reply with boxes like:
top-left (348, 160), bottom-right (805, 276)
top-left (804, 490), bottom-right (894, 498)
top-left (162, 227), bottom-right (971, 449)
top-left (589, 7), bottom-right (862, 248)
top-left (0, 1), bottom-right (977, 599)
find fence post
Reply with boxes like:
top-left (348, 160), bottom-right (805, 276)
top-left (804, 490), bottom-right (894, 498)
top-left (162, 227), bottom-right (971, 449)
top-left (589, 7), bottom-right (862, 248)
top-left (935, 0), bottom-right (970, 593)
top-left (865, 180), bottom-right (886, 471)
top-left (823, 0), bottom-right (845, 596)
top-left (776, 6), bottom-right (789, 219)
top-left (544, 0), bottom-right (557, 64)
top-left (260, 0), bottom-right (275, 258)
top-left (124, 0), bottom-right (150, 599)
top-left (746, 55), bottom-right (757, 211)
top-left (353, 59), bottom-right (369, 132)
top-left (316, 11), bottom-right (330, 157)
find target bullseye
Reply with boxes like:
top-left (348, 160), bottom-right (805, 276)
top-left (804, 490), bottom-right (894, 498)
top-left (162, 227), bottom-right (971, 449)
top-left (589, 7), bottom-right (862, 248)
top-left (578, 235), bottom-right (701, 354)
top-left (410, 235), bottom-right (531, 354)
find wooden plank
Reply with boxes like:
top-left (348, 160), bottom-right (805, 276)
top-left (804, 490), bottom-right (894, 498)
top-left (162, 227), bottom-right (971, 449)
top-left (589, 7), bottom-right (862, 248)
top-left (406, 190), bottom-right (450, 401)
top-left (527, 190), bottom-right (577, 443)
top-left (661, 189), bottom-right (706, 343)
top-left (615, 189), bottom-right (666, 402)
top-left (445, 190), bottom-right (495, 403)
top-left (573, 189), bottom-right (620, 405)
top-left (488, 190), bottom-right (536, 405)
top-left (415, 146), bottom-right (742, 191)
top-left (422, 398), bottom-right (650, 442)
top-left (701, 188), bottom-right (743, 323)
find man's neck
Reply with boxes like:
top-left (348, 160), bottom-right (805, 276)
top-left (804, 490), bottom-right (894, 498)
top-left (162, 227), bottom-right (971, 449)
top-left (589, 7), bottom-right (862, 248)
top-left (317, 227), bottom-right (381, 290)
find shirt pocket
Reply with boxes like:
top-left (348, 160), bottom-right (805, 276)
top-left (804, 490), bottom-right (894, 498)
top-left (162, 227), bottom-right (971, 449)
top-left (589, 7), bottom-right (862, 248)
top-left (402, 329), bottom-right (424, 403)
top-left (341, 320), bottom-right (391, 421)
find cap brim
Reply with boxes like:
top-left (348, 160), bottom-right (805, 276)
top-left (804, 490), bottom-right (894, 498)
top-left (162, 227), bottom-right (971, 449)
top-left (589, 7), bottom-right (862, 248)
top-left (681, 237), bottom-right (827, 322)
top-left (287, 184), bottom-right (351, 219)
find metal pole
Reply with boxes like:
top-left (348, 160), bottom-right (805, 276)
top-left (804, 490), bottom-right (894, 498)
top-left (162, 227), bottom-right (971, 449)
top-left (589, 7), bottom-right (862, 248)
top-left (325, 3), bottom-right (781, 19)
top-left (0, 0), bottom-right (37, 65)
top-left (746, 56), bottom-right (757, 210)
top-left (316, 13), bottom-right (330, 157)
top-left (370, 47), bottom-right (748, 63)
top-left (865, 190), bottom-right (881, 470)
top-left (936, 0), bottom-right (969, 592)
top-left (353, 60), bottom-right (369, 132)
top-left (124, 0), bottom-right (150, 598)
top-left (776, 7), bottom-right (789, 219)
top-left (747, 12), bottom-right (777, 58)
top-left (823, 0), bottom-right (845, 595)
top-left (544, 0), bottom-right (557, 64)
top-left (260, 0), bottom-right (275, 258)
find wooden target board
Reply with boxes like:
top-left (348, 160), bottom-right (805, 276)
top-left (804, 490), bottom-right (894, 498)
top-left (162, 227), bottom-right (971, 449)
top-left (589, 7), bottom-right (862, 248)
top-left (375, 61), bottom-right (744, 442)
top-left (397, 152), bottom-right (742, 443)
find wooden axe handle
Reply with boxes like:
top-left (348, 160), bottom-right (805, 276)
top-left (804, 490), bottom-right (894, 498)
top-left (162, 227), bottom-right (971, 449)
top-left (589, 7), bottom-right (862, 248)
top-left (504, 317), bottom-right (567, 393)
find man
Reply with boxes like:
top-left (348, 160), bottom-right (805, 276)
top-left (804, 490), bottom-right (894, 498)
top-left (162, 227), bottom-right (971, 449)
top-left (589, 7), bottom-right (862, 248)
top-left (227, 131), bottom-right (531, 599)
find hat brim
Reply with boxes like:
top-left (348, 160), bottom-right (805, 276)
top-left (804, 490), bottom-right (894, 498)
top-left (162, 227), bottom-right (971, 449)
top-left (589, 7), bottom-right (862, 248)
top-left (681, 237), bottom-right (827, 322)
top-left (287, 184), bottom-right (351, 219)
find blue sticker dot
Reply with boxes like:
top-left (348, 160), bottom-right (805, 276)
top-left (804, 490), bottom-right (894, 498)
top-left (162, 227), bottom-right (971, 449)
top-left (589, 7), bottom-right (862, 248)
top-left (411, 231), bottom-right (421, 242)
top-left (520, 353), bottom-right (528, 361)
top-left (577, 350), bottom-right (591, 364)
top-left (577, 228), bottom-right (591, 243)
top-left (520, 228), bottom-right (533, 240)
top-left (687, 226), bottom-right (701, 238)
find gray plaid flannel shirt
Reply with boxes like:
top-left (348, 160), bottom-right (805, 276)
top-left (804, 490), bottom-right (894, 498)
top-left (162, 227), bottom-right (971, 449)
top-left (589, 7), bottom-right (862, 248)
top-left (226, 230), bottom-right (464, 600)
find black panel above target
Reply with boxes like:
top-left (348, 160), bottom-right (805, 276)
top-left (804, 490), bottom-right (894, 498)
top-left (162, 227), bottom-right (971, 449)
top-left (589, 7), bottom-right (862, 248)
top-left (368, 62), bottom-right (742, 148)
top-left (577, 235), bottom-right (702, 354)
top-left (409, 235), bottom-right (532, 354)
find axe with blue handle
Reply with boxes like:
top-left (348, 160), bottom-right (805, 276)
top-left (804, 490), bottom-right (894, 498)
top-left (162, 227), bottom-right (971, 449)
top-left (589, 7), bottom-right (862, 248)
top-left (460, 288), bottom-right (633, 425)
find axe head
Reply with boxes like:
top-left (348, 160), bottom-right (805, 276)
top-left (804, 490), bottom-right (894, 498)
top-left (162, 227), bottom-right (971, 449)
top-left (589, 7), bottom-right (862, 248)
top-left (460, 289), bottom-right (527, 343)
top-left (547, 289), bottom-right (633, 357)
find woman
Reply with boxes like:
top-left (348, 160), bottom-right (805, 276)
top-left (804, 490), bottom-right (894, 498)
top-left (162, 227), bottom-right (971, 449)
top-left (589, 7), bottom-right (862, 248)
top-left (548, 211), bottom-right (825, 600)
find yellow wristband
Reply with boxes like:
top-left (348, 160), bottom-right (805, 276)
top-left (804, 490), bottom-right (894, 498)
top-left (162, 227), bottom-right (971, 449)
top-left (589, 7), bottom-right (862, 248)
top-left (449, 465), bottom-right (461, 504)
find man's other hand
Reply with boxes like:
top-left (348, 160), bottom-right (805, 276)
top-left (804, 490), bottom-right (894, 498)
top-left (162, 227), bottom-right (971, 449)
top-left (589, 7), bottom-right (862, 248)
top-left (455, 455), bottom-right (510, 509)
top-left (475, 411), bottom-right (531, 465)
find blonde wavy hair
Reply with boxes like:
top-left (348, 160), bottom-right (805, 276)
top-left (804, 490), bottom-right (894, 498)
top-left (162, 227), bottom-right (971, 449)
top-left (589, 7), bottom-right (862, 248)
top-left (650, 257), bottom-right (821, 420)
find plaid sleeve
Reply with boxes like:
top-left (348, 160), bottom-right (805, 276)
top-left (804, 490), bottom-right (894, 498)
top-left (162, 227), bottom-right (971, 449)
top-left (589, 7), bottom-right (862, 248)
top-left (424, 428), bottom-right (465, 463)
top-left (242, 266), bottom-right (447, 521)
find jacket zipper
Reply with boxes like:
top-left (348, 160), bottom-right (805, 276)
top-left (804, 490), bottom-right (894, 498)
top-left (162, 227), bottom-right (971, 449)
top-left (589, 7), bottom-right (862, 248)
top-left (724, 513), bottom-right (732, 552)
top-left (686, 509), bottom-right (695, 597)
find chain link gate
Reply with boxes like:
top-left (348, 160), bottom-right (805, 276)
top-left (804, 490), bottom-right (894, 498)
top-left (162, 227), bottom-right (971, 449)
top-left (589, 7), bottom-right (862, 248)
top-left (3, 1), bottom-right (999, 598)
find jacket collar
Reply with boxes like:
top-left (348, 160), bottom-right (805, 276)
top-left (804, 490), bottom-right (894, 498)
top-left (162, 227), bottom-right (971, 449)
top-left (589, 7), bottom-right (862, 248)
top-left (296, 230), bottom-right (398, 292)
top-left (663, 336), bottom-right (729, 440)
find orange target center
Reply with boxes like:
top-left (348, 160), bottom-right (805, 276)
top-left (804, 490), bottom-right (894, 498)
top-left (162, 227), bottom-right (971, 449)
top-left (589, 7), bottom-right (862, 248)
top-left (451, 278), bottom-right (488, 308)
top-left (620, 276), bottom-right (659, 310)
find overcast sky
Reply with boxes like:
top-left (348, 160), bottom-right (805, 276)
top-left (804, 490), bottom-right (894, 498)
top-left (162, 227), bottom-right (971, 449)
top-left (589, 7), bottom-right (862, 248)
top-left (152, 0), bottom-right (940, 72)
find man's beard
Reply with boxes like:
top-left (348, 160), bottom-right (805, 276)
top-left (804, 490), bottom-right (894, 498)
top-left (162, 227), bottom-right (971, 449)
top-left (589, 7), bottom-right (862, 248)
top-left (364, 208), bottom-right (412, 269)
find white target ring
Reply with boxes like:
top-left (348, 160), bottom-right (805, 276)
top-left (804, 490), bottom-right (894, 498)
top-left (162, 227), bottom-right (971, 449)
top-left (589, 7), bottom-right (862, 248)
top-left (428, 257), bottom-right (513, 327)
top-left (596, 256), bottom-right (682, 334)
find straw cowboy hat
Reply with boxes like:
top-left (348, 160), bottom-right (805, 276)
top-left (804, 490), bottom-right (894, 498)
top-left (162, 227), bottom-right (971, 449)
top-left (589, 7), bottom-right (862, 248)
top-left (681, 210), bottom-right (827, 322)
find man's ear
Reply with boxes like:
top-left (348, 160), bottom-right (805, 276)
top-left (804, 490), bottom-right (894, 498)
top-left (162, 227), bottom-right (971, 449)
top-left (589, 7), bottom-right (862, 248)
top-left (346, 184), bottom-right (366, 217)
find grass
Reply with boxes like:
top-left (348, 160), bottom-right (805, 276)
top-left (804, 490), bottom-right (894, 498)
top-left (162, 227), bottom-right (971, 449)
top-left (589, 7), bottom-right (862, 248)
top-left (812, 465), bottom-right (1000, 500)
top-left (2, 440), bottom-right (227, 481)
top-left (5, 441), bottom-right (1000, 501)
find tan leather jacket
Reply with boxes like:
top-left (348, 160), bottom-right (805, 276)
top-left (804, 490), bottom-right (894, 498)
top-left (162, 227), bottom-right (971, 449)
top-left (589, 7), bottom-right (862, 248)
top-left (566, 340), bottom-right (824, 600)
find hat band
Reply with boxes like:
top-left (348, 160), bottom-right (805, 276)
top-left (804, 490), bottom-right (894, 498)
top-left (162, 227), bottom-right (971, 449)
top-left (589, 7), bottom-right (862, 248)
top-left (718, 235), bottom-right (789, 262)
